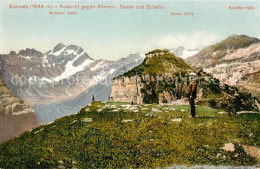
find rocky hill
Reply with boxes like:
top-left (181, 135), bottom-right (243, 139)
top-left (186, 35), bottom-right (260, 98)
top-left (186, 35), bottom-right (259, 68)
top-left (110, 49), bottom-right (259, 113)
top-left (109, 49), bottom-right (194, 104)
top-left (0, 44), bottom-right (144, 123)
top-left (196, 71), bottom-right (259, 113)
top-left (0, 76), bottom-right (38, 144)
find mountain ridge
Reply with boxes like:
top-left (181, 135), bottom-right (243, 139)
top-left (0, 43), bottom-right (145, 123)
top-left (186, 35), bottom-right (259, 68)
top-left (185, 35), bottom-right (260, 99)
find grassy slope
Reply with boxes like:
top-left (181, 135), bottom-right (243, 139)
top-left (0, 102), bottom-right (259, 168)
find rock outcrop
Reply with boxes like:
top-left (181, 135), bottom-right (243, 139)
top-left (0, 76), bottom-right (38, 144)
top-left (197, 75), bottom-right (259, 113)
top-left (110, 76), bottom-right (143, 104)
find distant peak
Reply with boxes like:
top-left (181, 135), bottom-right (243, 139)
top-left (18, 48), bottom-right (42, 56)
top-left (228, 34), bottom-right (238, 38)
top-left (223, 35), bottom-right (260, 44)
top-left (227, 34), bottom-right (251, 39)
top-left (53, 43), bottom-right (66, 53)
top-left (177, 46), bottom-right (186, 50)
top-left (66, 45), bottom-right (80, 51)
top-left (9, 51), bottom-right (17, 55)
top-left (56, 43), bottom-right (66, 47)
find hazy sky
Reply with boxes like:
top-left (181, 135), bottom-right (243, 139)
top-left (0, 0), bottom-right (259, 60)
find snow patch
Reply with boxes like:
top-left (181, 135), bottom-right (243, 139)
top-left (42, 55), bottom-right (51, 67)
top-left (90, 70), bottom-right (107, 84)
top-left (90, 61), bottom-right (105, 71)
top-left (29, 76), bottom-right (53, 83)
top-left (171, 47), bottom-right (199, 59)
top-left (18, 55), bottom-right (32, 61)
top-left (181, 50), bottom-right (199, 59)
top-left (41, 77), bottom-right (54, 83)
top-left (52, 52), bottom-right (93, 82)
top-left (140, 54), bottom-right (145, 58)
top-left (50, 47), bottom-right (66, 56)
top-left (109, 68), bottom-right (116, 74)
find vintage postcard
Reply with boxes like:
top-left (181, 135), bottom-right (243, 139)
top-left (0, 0), bottom-right (259, 168)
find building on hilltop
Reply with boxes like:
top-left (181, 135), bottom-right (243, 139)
top-left (145, 49), bottom-right (169, 58)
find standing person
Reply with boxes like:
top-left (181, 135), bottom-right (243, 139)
top-left (185, 74), bottom-right (198, 118)
top-left (91, 95), bottom-right (95, 103)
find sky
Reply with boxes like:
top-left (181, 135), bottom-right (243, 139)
top-left (0, 0), bottom-right (259, 60)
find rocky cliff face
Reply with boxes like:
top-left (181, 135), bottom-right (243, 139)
top-left (0, 76), bottom-right (38, 144)
top-left (110, 76), bottom-right (144, 104)
top-left (109, 74), bottom-right (192, 105)
top-left (186, 35), bottom-right (260, 98)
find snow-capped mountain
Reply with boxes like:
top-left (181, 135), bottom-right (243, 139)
top-left (170, 46), bottom-right (199, 59)
top-left (0, 44), bottom-right (145, 123)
